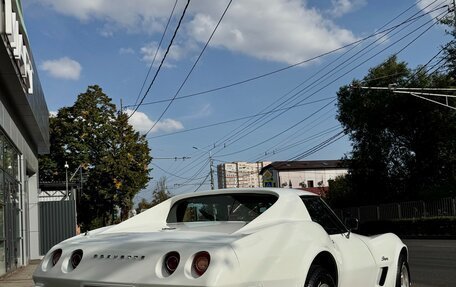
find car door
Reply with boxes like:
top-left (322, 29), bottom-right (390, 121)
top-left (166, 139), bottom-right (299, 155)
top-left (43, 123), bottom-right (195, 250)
top-left (301, 196), bottom-right (377, 287)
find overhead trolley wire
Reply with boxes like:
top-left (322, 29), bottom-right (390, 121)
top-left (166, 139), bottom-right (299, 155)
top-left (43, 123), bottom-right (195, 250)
top-left (151, 162), bottom-right (207, 181)
top-left (208, 2), bottom-right (447, 155)
top-left (124, 0), bottom-right (442, 109)
top-left (131, 0), bottom-right (178, 108)
top-left (144, 0), bottom-right (233, 136)
top-left (148, 97), bottom-right (334, 139)
top-left (128, 0), bottom-right (191, 119)
top-left (151, 1), bottom-right (447, 191)
top-left (216, 99), bottom-right (338, 157)
top-left (211, 6), bottom-right (450, 158)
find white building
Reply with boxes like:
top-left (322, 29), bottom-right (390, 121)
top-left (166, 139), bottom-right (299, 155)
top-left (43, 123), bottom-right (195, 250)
top-left (217, 162), bottom-right (271, 189)
top-left (0, 0), bottom-right (49, 276)
top-left (260, 160), bottom-right (347, 194)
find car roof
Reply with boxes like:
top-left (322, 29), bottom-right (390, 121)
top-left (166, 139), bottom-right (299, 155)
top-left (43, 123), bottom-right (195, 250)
top-left (172, 187), bottom-right (318, 202)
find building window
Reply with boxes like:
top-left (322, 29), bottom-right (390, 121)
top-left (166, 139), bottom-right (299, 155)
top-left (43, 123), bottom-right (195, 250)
top-left (0, 129), bottom-right (22, 276)
top-left (307, 180), bottom-right (314, 188)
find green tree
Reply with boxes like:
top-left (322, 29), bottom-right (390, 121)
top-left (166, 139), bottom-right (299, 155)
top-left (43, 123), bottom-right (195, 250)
top-left (327, 174), bottom-right (354, 208)
top-left (39, 85), bottom-right (152, 230)
top-left (151, 177), bottom-right (172, 207)
top-left (336, 56), bottom-right (456, 206)
top-left (135, 177), bottom-right (172, 214)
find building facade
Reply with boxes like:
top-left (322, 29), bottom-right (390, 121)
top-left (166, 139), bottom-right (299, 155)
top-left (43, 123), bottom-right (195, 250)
top-left (0, 0), bottom-right (49, 276)
top-left (260, 160), bottom-right (347, 193)
top-left (217, 161), bottom-right (271, 189)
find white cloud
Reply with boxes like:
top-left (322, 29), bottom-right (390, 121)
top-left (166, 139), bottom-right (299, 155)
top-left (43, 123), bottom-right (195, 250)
top-left (188, 0), bottom-right (358, 64)
top-left (329, 0), bottom-right (366, 17)
top-left (49, 111), bottom-right (58, 117)
top-left (417, 0), bottom-right (451, 20)
top-left (36, 0), bottom-right (175, 33)
top-left (140, 42), bottom-right (185, 68)
top-left (125, 109), bottom-right (184, 134)
top-left (180, 103), bottom-right (213, 120)
top-left (40, 57), bottom-right (82, 80)
top-left (36, 0), bottom-right (359, 65)
top-left (119, 47), bottom-right (135, 55)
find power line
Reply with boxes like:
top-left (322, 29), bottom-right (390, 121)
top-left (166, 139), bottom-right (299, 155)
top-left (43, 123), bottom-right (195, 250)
top-left (128, 0), bottom-right (191, 119)
top-left (151, 162), bottom-right (206, 181)
top-left (166, 3), bottom-right (447, 189)
top-left (150, 2), bottom-right (448, 191)
top-left (144, 0), bottom-right (233, 136)
top-left (148, 97), bottom-right (334, 139)
top-left (132, 0), bottom-right (178, 108)
top-left (213, 5), bottom-right (449, 157)
top-left (209, 3), bottom-right (447, 155)
top-left (123, 1), bottom-right (444, 109)
top-left (216, 99), bottom-right (337, 157)
top-left (193, 172), bottom-right (210, 192)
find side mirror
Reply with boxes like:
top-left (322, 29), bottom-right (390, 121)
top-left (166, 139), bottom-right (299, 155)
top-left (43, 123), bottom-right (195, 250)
top-left (345, 218), bottom-right (359, 231)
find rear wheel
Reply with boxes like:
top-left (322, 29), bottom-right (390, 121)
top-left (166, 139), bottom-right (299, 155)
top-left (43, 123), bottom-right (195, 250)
top-left (305, 266), bottom-right (336, 287)
top-left (396, 255), bottom-right (411, 287)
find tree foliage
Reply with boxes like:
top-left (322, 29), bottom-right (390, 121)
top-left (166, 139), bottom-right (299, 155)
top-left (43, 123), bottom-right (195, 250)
top-left (136, 177), bottom-right (172, 213)
top-left (335, 56), bottom-right (456, 207)
top-left (39, 85), bottom-right (152, 230)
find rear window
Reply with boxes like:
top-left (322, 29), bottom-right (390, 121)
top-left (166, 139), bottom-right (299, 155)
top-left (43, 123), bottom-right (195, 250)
top-left (167, 193), bottom-right (278, 223)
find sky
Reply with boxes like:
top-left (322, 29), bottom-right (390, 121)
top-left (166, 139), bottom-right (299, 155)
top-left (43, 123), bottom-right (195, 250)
top-left (22, 0), bottom-right (452, 201)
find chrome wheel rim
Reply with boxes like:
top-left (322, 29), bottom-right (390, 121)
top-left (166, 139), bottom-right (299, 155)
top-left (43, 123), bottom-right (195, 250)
top-left (318, 284), bottom-right (330, 287)
top-left (400, 263), bottom-right (410, 287)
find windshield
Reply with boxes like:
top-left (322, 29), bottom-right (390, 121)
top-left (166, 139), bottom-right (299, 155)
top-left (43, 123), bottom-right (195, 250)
top-left (167, 193), bottom-right (278, 223)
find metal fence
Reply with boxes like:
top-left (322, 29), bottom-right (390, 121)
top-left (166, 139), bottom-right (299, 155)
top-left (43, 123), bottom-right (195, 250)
top-left (39, 200), bottom-right (76, 255)
top-left (38, 186), bottom-right (77, 255)
top-left (334, 197), bottom-right (456, 223)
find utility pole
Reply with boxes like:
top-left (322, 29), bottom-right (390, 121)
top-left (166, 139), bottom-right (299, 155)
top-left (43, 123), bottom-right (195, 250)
top-left (193, 146), bottom-right (214, 190)
top-left (209, 150), bottom-right (214, 190)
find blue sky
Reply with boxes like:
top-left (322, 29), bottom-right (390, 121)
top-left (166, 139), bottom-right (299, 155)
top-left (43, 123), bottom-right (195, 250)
top-left (23, 0), bottom-right (452, 200)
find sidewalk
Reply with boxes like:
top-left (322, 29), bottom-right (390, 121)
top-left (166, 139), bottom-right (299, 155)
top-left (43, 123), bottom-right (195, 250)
top-left (0, 260), bottom-right (39, 287)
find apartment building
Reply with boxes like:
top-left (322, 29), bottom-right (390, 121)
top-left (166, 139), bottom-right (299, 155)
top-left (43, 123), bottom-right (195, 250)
top-left (260, 160), bottom-right (347, 194)
top-left (217, 161), bottom-right (271, 189)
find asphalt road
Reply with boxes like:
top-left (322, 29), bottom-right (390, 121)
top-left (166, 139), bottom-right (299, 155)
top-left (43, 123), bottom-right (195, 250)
top-left (404, 239), bottom-right (456, 287)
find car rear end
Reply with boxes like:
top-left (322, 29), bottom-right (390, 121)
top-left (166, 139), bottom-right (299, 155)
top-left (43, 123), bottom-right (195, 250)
top-left (34, 230), bottom-right (243, 287)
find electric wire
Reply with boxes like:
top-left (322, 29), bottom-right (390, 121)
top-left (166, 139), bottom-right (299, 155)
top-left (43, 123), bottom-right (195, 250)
top-left (128, 0), bottom-right (191, 119)
top-left (159, 2), bottom-right (448, 191)
top-left (148, 97), bottom-right (334, 139)
top-left (212, 7), bottom-right (449, 158)
top-left (123, 0), bottom-right (438, 109)
top-left (209, 2), bottom-right (446, 155)
top-left (144, 0), bottom-right (233, 136)
top-left (131, 0), bottom-right (178, 108)
top-left (151, 1), bottom-right (448, 194)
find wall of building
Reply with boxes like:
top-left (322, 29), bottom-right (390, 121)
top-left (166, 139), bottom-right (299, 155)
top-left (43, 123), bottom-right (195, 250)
top-left (0, 0), bottom-right (49, 276)
top-left (217, 162), bottom-right (270, 189)
top-left (277, 168), bottom-right (348, 188)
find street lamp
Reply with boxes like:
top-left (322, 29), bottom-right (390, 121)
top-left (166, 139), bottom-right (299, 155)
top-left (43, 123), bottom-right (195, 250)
top-left (193, 146), bottom-right (214, 190)
top-left (64, 161), bottom-right (69, 199)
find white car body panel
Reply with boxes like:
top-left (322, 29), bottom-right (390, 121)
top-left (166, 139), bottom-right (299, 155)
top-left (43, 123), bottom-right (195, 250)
top-left (33, 188), bottom-right (408, 287)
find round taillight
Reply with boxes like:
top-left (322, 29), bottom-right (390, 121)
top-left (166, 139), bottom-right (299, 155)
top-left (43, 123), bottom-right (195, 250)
top-left (164, 251), bottom-right (180, 274)
top-left (51, 249), bottom-right (62, 267)
top-left (193, 251), bottom-right (210, 276)
top-left (70, 249), bottom-right (83, 270)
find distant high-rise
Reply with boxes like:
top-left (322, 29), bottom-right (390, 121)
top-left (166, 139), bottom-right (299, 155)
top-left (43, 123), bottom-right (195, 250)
top-left (217, 162), bottom-right (271, 189)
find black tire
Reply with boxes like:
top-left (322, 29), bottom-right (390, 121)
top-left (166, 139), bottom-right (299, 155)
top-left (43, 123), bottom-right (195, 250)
top-left (396, 254), bottom-right (411, 287)
top-left (305, 265), bottom-right (336, 287)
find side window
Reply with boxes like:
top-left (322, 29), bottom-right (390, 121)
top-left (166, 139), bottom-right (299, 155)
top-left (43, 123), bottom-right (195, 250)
top-left (301, 196), bottom-right (347, 235)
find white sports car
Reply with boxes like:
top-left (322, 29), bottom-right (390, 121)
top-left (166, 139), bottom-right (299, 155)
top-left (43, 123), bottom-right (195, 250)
top-left (33, 188), bottom-right (411, 287)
